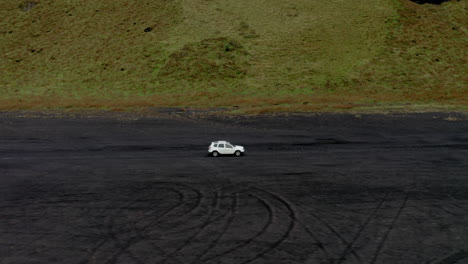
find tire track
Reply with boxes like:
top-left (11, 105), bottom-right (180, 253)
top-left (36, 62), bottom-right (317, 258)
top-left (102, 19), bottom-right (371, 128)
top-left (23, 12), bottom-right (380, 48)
top-left (201, 188), bottom-right (296, 264)
top-left (369, 194), bottom-right (409, 264)
top-left (257, 188), bottom-right (334, 262)
top-left (81, 183), bottom-right (195, 264)
top-left (199, 190), bottom-right (275, 263)
top-left (192, 192), bottom-right (239, 264)
top-left (4, 184), bottom-right (125, 264)
top-left (77, 189), bottom-right (128, 264)
top-left (105, 226), bottom-right (145, 264)
top-left (240, 188), bottom-right (297, 264)
top-left (126, 205), bottom-right (187, 264)
top-left (336, 192), bottom-right (390, 264)
top-left (196, 159), bottom-right (330, 263)
top-left (150, 186), bottom-right (206, 232)
top-left (106, 182), bottom-right (206, 264)
top-left (160, 189), bottom-right (222, 264)
top-left (108, 182), bottom-right (209, 264)
top-left (103, 186), bottom-right (183, 264)
top-left (153, 160), bottom-right (231, 263)
top-left (296, 204), bottom-right (363, 263)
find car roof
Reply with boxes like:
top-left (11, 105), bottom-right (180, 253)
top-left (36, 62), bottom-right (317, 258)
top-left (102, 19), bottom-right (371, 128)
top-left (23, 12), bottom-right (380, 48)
top-left (213, 140), bottom-right (229, 144)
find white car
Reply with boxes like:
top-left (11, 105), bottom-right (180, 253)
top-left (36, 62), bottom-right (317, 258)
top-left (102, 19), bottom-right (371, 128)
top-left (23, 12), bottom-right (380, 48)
top-left (208, 141), bottom-right (245, 157)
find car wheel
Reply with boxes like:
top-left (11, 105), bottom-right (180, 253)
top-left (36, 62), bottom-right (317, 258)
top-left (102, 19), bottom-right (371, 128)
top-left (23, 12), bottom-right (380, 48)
top-left (212, 151), bottom-right (219, 157)
top-left (234, 151), bottom-right (241, 157)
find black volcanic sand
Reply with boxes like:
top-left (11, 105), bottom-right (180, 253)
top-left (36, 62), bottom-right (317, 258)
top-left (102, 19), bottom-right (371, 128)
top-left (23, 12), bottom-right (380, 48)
top-left (0, 111), bottom-right (467, 264)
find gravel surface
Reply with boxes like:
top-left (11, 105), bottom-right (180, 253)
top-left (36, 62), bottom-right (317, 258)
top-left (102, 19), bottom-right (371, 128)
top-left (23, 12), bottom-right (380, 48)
top-left (0, 111), bottom-right (467, 264)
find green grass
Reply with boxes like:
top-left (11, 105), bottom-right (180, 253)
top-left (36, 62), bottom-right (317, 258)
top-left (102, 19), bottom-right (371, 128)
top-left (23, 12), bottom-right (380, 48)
top-left (0, 0), bottom-right (466, 111)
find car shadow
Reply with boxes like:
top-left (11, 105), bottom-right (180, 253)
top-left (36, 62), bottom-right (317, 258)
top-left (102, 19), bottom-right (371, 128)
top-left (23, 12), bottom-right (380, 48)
top-left (205, 153), bottom-right (246, 158)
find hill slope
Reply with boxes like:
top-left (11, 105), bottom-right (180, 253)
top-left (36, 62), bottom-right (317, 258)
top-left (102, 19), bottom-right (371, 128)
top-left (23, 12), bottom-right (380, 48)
top-left (0, 0), bottom-right (466, 111)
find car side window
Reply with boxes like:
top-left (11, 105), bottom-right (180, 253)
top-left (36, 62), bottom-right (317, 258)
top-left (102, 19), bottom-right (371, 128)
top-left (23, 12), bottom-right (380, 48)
top-left (214, 144), bottom-right (218, 147)
top-left (218, 144), bottom-right (224, 148)
top-left (226, 144), bottom-right (233, 148)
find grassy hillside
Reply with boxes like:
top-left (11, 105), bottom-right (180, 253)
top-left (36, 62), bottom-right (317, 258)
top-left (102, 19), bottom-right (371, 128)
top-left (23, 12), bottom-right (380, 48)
top-left (0, 0), bottom-right (466, 112)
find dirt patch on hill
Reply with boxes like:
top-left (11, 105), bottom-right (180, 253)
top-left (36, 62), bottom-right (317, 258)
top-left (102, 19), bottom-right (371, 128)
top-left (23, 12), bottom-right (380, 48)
top-left (158, 37), bottom-right (250, 82)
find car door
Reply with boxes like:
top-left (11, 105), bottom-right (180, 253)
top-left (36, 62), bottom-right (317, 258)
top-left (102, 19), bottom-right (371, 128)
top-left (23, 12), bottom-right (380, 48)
top-left (217, 144), bottom-right (227, 154)
top-left (225, 144), bottom-right (235, 154)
